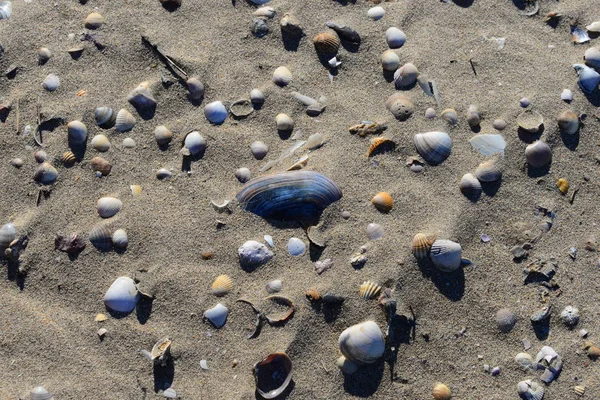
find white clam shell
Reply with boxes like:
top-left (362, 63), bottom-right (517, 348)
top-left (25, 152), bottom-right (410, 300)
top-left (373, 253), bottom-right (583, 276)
top-left (414, 131), bottom-right (452, 165)
top-left (235, 167), bottom-right (252, 183)
top-left (587, 21), bottom-right (600, 33)
top-left (115, 109), bottom-right (136, 132)
top-left (204, 101), bottom-right (228, 124)
top-left (91, 134), bottom-right (111, 152)
top-left (560, 89), bottom-right (573, 101)
top-left (122, 138), bottom-right (136, 148)
top-left (111, 229), bottom-right (128, 249)
top-left (459, 173), bottom-right (482, 199)
top-left (430, 239), bottom-right (462, 272)
top-left (584, 47), bottom-right (600, 69)
top-left (469, 134), bottom-right (506, 157)
top-left (67, 120), bottom-right (88, 145)
top-left (275, 113), bottom-right (294, 130)
top-left (250, 141), bottom-right (269, 160)
top-left (30, 386), bottom-right (53, 400)
top-left (385, 27), bottom-right (406, 48)
top-left (203, 303), bottom-right (229, 328)
top-left (474, 159), bottom-right (502, 182)
top-left (381, 50), bottom-right (400, 71)
top-left (272, 66), bottom-right (292, 87)
top-left (367, 6), bottom-right (385, 20)
top-left (104, 276), bottom-right (139, 313)
top-left (338, 321), bottom-right (385, 365)
top-left (127, 81), bottom-right (156, 111)
top-left (573, 64), bottom-right (600, 94)
top-left (186, 77), bottom-right (205, 100)
top-left (266, 279), bottom-right (282, 293)
top-left (0, 1), bottom-right (12, 20)
top-left (41, 74), bottom-right (60, 92)
top-left (183, 131), bottom-right (206, 156)
top-left (97, 197), bottom-right (123, 218)
top-left (250, 88), bottom-right (265, 104)
top-left (287, 237), bottom-right (306, 256)
top-left (0, 222), bottom-right (16, 247)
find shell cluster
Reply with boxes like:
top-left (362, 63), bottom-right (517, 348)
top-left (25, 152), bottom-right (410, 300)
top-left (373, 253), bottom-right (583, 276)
top-left (411, 233), bottom-right (463, 272)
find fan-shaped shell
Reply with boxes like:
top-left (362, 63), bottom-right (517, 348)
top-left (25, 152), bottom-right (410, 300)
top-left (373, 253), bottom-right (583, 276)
top-left (115, 109), bottom-right (136, 132)
top-left (211, 274), bottom-right (233, 296)
top-left (104, 276), bottom-right (139, 313)
top-left (359, 281), bottom-right (381, 299)
top-left (430, 239), bottom-right (462, 272)
top-left (182, 131), bottom-right (206, 156)
top-left (186, 77), bottom-right (204, 100)
top-left (111, 229), bottom-right (128, 249)
top-left (95, 106), bottom-right (116, 129)
top-left (525, 141), bottom-right (552, 168)
top-left (29, 386), bottom-right (53, 400)
top-left (272, 66), bottom-right (292, 87)
top-left (67, 120), bottom-right (88, 145)
top-left (459, 173), bottom-right (482, 199)
top-left (313, 31), bottom-right (340, 55)
top-left (236, 170), bottom-right (342, 220)
top-left (394, 63), bottom-right (418, 88)
top-left (62, 151), bottom-right (76, 165)
top-left (0, 222), bottom-right (16, 248)
top-left (42, 74), bottom-right (60, 92)
top-left (97, 197), bottom-right (123, 218)
top-left (413, 131), bottom-right (452, 165)
top-left (517, 379), bottom-right (544, 400)
top-left (0, 1), bottom-right (12, 20)
top-left (154, 125), bottom-right (173, 146)
top-left (557, 110), bottom-right (579, 135)
top-left (203, 303), bottom-right (229, 328)
top-left (371, 192), bottom-right (393, 212)
top-left (84, 12), bottom-right (104, 29)
top-left (574, 64), bottom-right (600, 94)
top-left (91, 134), bottom-right (111, 152)
top-left (411, 233), bottom-right (435, 259)
top-left (585, 47), bottom-right (600, 69)
top-left (338, 321), bottom-right (385, 364)
top-left (151, 337), bottom-right (172, 361)
top-left (34, 162), bottom-right (58, 185)
top-left (474, 159), bottom-right (502, 182)
top-left (253, 353), bottom-right (293, 400)
top-left (89, 222), bottom-right (112, 250)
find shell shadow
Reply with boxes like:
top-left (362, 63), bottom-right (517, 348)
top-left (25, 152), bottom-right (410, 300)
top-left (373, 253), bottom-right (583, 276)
top-left (133, 103), bottom-right (156, 121)
top-left (416, 258), bottom-right (465, 301)
top-left (277, 128), bottom-right (293, 140)
top-left (153, 359), bottom-right (175, 392)
top-left (517, 127), bottom-right (543, 143)
top-left (136, 296), bottom-right (153, 324)
top-left (560, 130), bottom-right (579, 150)
top-left (255, 380), bottom-right (295, 399)
top-left (385, 314), bottom-right (412, 381)
top-left (531, 320), bottom-right (550, 340)
top-left (470, 125), bottom-right (481, 133)
top-left (332, 0), bottom-right (356, 5)
top-left (188, 96), bottom-right (204, 107)
top-left (180, 149), bottom-right (206, 172)
top-left (382, 70), bottom-right (395, 83)
top-left (161, 2), bottom-right (180, 12)
top-left (316, 52), bottom-right (337, 69)
top-left (308, 244), bottom-right (324, 262)
top-left (281, 30), bottom-right (302, 52)
top-left (0, 106), bottom-right (10, 122)
top-left (481, 180), bottom-right (501, 197)
top-left (453, 0), bottom-right (474, 7)
top-left (106, 306), bottom-right (133, 319)
top-left (526, 162), bottom-right (551, 178)
top-left (340, 40), bottom-right (360, 53)
top-left (583, 90), bottom-right (600, 107)
top-left (462, 190), bottom-right (481, 203)
top-left (3, 258), bottom-right (25, 290)
top-left (39, 117), bottom-right (64, 134)
top-left (69, 141), bottom-right (87, 161)
top-left (310, 299), bottom-right (344, 323)
top-left (343, 360), bottom-right (384, 397)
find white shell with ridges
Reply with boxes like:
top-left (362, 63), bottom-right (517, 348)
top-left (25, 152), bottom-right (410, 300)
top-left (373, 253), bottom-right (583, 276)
top-left (115, 109), bottom-right (136, 132)
top-left (414, 131), bottom-right (452, 165)
top-left (97, 197), bottom-right (123, 218)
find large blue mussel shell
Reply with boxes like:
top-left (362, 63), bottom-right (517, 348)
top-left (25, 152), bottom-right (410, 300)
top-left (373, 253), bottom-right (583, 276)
top-left (236, 171), bottom-right (342, 220)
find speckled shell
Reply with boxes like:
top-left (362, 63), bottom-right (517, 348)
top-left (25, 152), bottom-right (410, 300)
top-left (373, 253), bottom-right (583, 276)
top-left (89, 222), bottom-right (112, 250)
top-left (204, 101), bottom-right (228, 124)
top-left (97, 197), bottom-right (123, 218)
top-left (127, 82), bottom-right (156, 111)
top-left (557, 110), bottom-right (579, 135)
top-left (154, 125), bottom-right (173, 146)
top-left (115, 109), bottom-right (136, 132)
top-left (34, 162), bottom-right (58, 185)
top-left (411, 233), bottom-right (436, 259)
top-left (186, 77), bottom-right (205, 100)
top-left (385, 93), bottom-right (414, 121)
top-left (111, 229), bottom-right (128, 249)
top-left (474, 160), bottom-right (502, 182)
top-left (432, 383), bottom-right (452, 400)
top-left (371, 192), bottom-right (393, 212)
top-left (236, 170), bottom-right (342, 221)
top-left (525, 141), bottom-right (552, 168)
top-left (253, 353), bottom-right (293, 400)
top-left (430, 239), bottom-right (462, 272)
top-left (313, 31), bottom-right (340, 55)
top-left (338, 321), bottom-right (385, 364)
top-left (517, 379), bottom-right (544, 400)
top-left (104, 276), bottom-right (139, 313)
top-left (91, 134), bottom-right (111, 152)
top-left (413, 131), bottom-right (452, 165)
top-left (62, 151), bottom-right (77, 165)
top-left (67, 120), bottom-right (88, 145)
top-left (0, 222), bottom-right (16, 248)
top-left (84, 12), bottom-right (105, 29)
top-left (95, 106), bottom-right (116, 129)
top-left (459, 173), bottom-right (482, 199)
top-left (211, 274), bottom-right (233, 296)
top-left (272, 66), bottom-right (292, 87)
top-left (359, 281), bottom-right (381, 299)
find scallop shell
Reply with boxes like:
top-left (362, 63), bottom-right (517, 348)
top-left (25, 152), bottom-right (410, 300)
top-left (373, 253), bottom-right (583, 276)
top-left (305, 288), bottom-right (321, 301)
top-left (97, 197), bottom-right (123, 218)
top-left (266, 279), bottom-right (282, 294)
top-left (313, 31), bottom-right (340, 55)
top-left (115, 109), bottom-right (136, 132)
top-left (250, 141), bottom-right (269, 160)
top-left (253, 353), bottom-right (293, 400)
top-left (186, 77), bottom-right (204, 100)
top-left (127, 82), bottom-right (156, 111)
top-left (393, 63), bottom-right (418, 88)
top-left (338, 321), bottom-right (385, 364)
top-left (517, 379), bottom-right (544, 400)
top-left (95, 107), bottom-right (116, 129)
top-left (0, 1), bottom-right (12, 20)
top-left (67, 120), bottom-right (88, 146)
top-left (203, 303), bottom-right (229, 328)
top-left (359, 281), bottom-right (381, 299)
top-left (432, 383), bottom-right (452, 400)
top-left (29, 386), bottom-right (53, 400)
top-left (584, 47), bottom-right (600, 69)
top-left (104, 276), bottom-right (139, 313)
top-left (204, 101), bottom-right (228, 124)
top-left (385, 27), bottom-right (406, 49)
top-left (0, 222), bottom-right (16, 248)
top-left (459, 173), bottom-right (482, 199)
top-left (84, 12), bottom-right (105, 29)
top-left (111, 229), bottom-right (128, 249)
top-left (371, 192), bottom-right (393, 212)
top-left (236, 170), bottom-right (342, 221)
top-left (525, 141), bottom-right (552, 168)
top-left (154, 125), bottom-right (173, 146)
top-left (474, 159), bottom-right (502, 182)
top-left (41, 74), bottom-right (60, 92)
top-left (90, 156), bottom-right (112, 176)
top-left (34, 162), bottom-right (58, 185)
top-left (182, 131), bottom-right (206, 156)
top-left (211, 274), bottom-right (233, 296)
top-left (150, 337), bottom-right (172, 361)
top-left (517, 109), bottom-right (544, 132)
top-left (275, 113), bottom-right (294, 131)
top-left (413, 131), bottom-right (452, 165)
top-left (91, 134), bottom-right (111, 152)
top-left (557, 110), bottom-right (579, 135)
top-left (381, 50), bottom-right (400, 71)
top-left (411, 233), bottom-right (436, 259)
top-left (89, 222), bottom-right (113, 250)
top-left (367, 137), bottom-right (395, 157)
top-left (62, 151), bottom-right (77, 165)
top-left (430, 239), bottom-right (462, 272)
top-left (272, 66), bottom-right (292, 87)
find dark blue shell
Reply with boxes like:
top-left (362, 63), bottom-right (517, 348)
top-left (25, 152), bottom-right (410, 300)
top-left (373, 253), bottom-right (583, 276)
top-left (236, 171), bottom-right (342, 221)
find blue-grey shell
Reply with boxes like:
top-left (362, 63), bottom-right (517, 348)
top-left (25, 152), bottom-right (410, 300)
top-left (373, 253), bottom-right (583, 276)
top-left (236, 171), bottom-right (342, 220)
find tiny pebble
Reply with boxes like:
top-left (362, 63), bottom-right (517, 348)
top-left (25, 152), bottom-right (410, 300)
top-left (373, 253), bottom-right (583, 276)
top-left (522, 339), bottom-right (532, 350)
top-left (492, 119), bottom-right (507, 130)
top-left (97, 328), bottom-right (107, 338)
top-left (341, 211), bottom-right (351, 219)
top-left (367, 6), bottom-right (385, 20)
top-left (491, 366), bottom-right (501, 376)
top-left (425, 107), bottom-right (436, 119)
top-left (519, 97), bottom-right (530, 107)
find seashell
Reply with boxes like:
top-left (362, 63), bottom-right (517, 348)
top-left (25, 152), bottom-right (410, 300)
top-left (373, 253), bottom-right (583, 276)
top-left (67, 120), bottom-right (88, 146)
top-left (127, 81), bottom-right (156, 111)
top-left (236, 170), bottom-right (342, 221)
top-left (111, 229), bottom-right (128, 249)
top-left (84, 12), bottom-right (105, 29)
top-left (425, 108), bottom-right (436, 119)
top-left (307, 133), bottom-right (325, 150)
top-left (230, 99), bottom-right (254, 118)
top-left (325, 21), bottom-right (360, 45)
top-left (150, 337), bottom-right (172, 363)
top-left (38, 47), bottom-right (51, 64)
top-left (466, 105), bottom-right (480, 127)
top-left (203, 303), bottom-right (229, 328)
top-left (266, 279), bottom-right (282, 294)
top-left (413, 131), bottom-right (452, 165)
top-left (338, 321), bottom-right (385, 364)
top-left (204, 101), bottom-right (228, 124)
top-left (89, 222), bottom-right (113, 250)
top-left (534, 346), bottom-right (562, 384)
top-left (517, 379), bottom-right (544, 400)
top-left (34, 162), bottom-right (58, 185)
top-left (381, 50), bottom-right (400, 71)
top-left (104, 276), bottom-right (139, 313)
top-left (469, 134), bottom-right (506, 156)
top-left (61, 151), bottom-right (76, 165)
top-left (525, 141), bottom-right (552, 168)
top-left (68, 46), bottom-right (84, 59)
top-left (250, 141), bottom-right (269, 160)
top-left (0, 222), bottom-right (16, 248)
top-left (348, 121), bottom-right (387, 137)
top-left (272, 66), bottom-right (292, 87)
top-left (459, 173), bottom-right (482, 199)
top-left (211, 274), bottom-right (233, 296)
top-left (515, 352), bottom-right (533, 370)
top-left (91, 134), bottom-right (111, 152)
top-left (253, 353), bottom-right (293, 399)
top-left (264, 295), bottom-right (294, 323)
top-left (573, 64), bottom-right (600, 94)
top-left (34, 150), bottom-right (48, 163)
top-left (287, 237), bottom-right (306, 256)
top-left (130, 185), bottom-right (142, 196)
top-left (95, 107), bottom-right (116, 129)
top-left (367, 6), bottom-right (385, 20)
top-left (115, 109), bottom-right (136, 132)
top-left (249, 0), bottom-right (271, 4)
top-left (432, 383), bottom-right (452, 400)
top-left (385, 27), bottom-right (406, 48)
top-left (10, 158), bottom-right (23, 168)
top-left (560, 89), bottom-right (573, 102)
top-left (154, 125), bottom-right (173, 146)
top-left (520, 97), bottom-right (530, 109)
top-left (530, 306), bottom-right (551, 322)
top-left (393, 63), bottom-right (418, 88)
top-left (516, 109), bottom-right (544, 132)
top-left (264, 234), bottom-right (273, 247)
top-left (97, 197), bottom-right (123, 218)
top-left (235, 167), bottom-right (252, 183)
top-left (366, 137), bottom-right (395, 157)
top-left (238, 240), bottom-right (274, 268)
top-left (559, 305), bottom-right (579, 327)
top-left (275, 113), bottom-right (294, 131)
top-left (557, 110), bottom-right (579, 134)
top-left (496, 308), bottom-right (517, 333)
top-left (359, 281), bottom-right (381, 299)
top-left (186, 77), bottom-right (204, 100)
top-left (156, 168), bottom-right (172, 180)
top-left (305, 288), bottom-right (321, 301)
top-left (584, 47), bottom-right (600, 69)
top-left (182, 131), bottom-right (206, 156)
top-left (574, 385), bottom-right (585, 396)
top-left (313, 31), bottom-right (340, 55)
top-left (371, 192), bottom-right (393, 212)
top-left (492, 119), bottom-right (507, 130)
top-left (571, 25), bottom-right (590, 44)
top-left (587, 21), bottom-right (600, 32)
top-left (279, 13), bottom-right (303, 37)
top-left (41, 74), bottom-right (60, 92)
top-left (411, 233), bottom-right (435, 259)
top-left (556, 178), bottom-right (569, 194)
top-left (0, 1), bottom-right (11, 20)
top-left (585, 342), bottom-right (600, 358)
top-left (441, 108), bottom-right (458, 125)
top-left (366, 223), bottom-right (384, 240)
top-left (474, 159), bottom-right (502, 182)
top-left (430, 239), bottom-right (462, 272)
top-left (253, 6), bottom-right (275, 18)
top-left (385, 93), bottom-right (414, 121)
top-left (250, 88), bottom-right (265, 105)
top-left (30, 386), bottom-right (53, 400)
top-left (90, 156), bottom-right (112, 176)
top-left (336, 356), bottom-right (358, 375)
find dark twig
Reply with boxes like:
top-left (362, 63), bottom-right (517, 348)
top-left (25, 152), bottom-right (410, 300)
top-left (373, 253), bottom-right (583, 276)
top-left (141, 35), bottom-right (188, 83)
top-left (469, 58), bottom-right (477, 76)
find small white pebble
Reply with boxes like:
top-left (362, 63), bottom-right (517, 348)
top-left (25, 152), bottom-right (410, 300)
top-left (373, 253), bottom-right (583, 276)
top-left (200, 359), bottom-right (209, 370)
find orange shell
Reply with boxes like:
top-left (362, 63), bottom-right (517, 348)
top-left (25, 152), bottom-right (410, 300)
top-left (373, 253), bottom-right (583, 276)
top-left (366, 137), bottom-right (395, 157)
top-left (305, 288), bottom-right (321, 301)
top-left (62, 151), bottom-right (76, 165)
top-left (313, 31), bottom-right (340, 55)
top-left (556, 178), bottom-right (569, 194)
top-left (432, 383), bottom-right (452, 400)
top-left (211, 274), bottom-right (233, 296)
top-left (371, 192), bottom-right (393, 212)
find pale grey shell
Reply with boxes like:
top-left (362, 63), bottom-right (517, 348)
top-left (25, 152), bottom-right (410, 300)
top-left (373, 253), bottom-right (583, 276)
top-left (275, 113), bottom-right (294, 131)
top-left (525, 141), bottom-right (552, 168)
top-left (97, 197), bottom-right (123, 218)
top-left (127, 82), bottom-right (156, 111)
top-left (89, 222), bottom-right (112, 250)
top-left (393, 63), bottom-right (418, 88)
top-left (34, 162), bottom-right (58, 185)
top-left (235, 167), bottom-right (252, 183)
top-left (573, 64), bottom-right (600, 94)
top-left (385, 27), bottom-right (406, 49)
top-left (0, 1), bottom-right (12, 20)
top-left (91, 134), bottom-right (111, 152)
top-left (273, 66), bottom-right (292, 87)
top-left (338, 321), bottom-right (385, 364)
top-left (154, 125), bottom-right (173, 146)
top-left (250, 141), bottom-right (269, 160)
top-left (430, 239), bottom-right (462, 272)
top-left (413, 131), bottom-right (452, 165)
top-left (41, 74), bottom-right (60, 92)
top-left (474, 159), bottom-right (502, 182)
top-left (517, 379), bottom-right (544, 400)
top-left (265, 279), bottom-right (282, 293)
top-left (367, 6), bottom-right (385, 20)
top-left (0, 222), bottom-right (16, 248)
top-left (38, 47), bottom-right (52, 64)
top-left (584, 47), bottom-right (600, 69)
top-left (557, 110), bottom-right (579, 135)
top-left (204, 101), bottom-right (228, 124)
top-left (122, 138), bottom-right (135, 148)
top-left (287, 237), bottom-right (306, 256)
top-left (33, 150), bottom-right (47, 163)
top-left (30, 386), bottom-right (53, 400)
top-left (381, 50), bottom-right (400, 71)
top-left (186, 77), bottom-right (204, 100)
top-left (115, 109), bottom-right (136, 132)
top-left (104, 276), bottom-right (139, 313)
top-left (67, 120), bottom-right (88, 145)
top-left (366, 223), bottom-right (384, 240)
top-left (250, 88), bottom-right (265, 105)
top-left (183, 131), bottom-right (206, 156)
top-left (203, 303), bottom-right (229, 328)
top-left (111, 229), bottom-right (128, 249)
top-left (459, 173), bottom-right (482, 199)
top-left (95, 106), bottom-right (116, 129)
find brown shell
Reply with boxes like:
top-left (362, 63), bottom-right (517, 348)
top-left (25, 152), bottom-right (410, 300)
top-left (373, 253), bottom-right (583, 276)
top-left (151, 337), bottom-right (172, 360)
top-left (305, 288), bottom-right (321, 302)
top-left (61, 151), bottom-right (76, 165)
top-left (556, 178), bottom-right (569, 194)
top-left (359, 281), bottom-right (381, 299)
top-left (432, 383), bottom-right (452, 400)
top-left (411, 233), bottom-right (436, 259)
top-left (371, 192), bottom-right (393, 212)
top-left (366, 137), bottom-right (395, 157)
top-left (313, 31), bottom-right (340, 55)
top-left (264, 295), bottom-right (295, 324)
top-left (90, 156), bottom-right (112, 176)
top-left (211, 274), bottom-right (233, 296)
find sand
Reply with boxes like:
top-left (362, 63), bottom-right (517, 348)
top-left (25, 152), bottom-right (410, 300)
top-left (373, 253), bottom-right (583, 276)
top-left (1, 0), bottom-right (600, 398)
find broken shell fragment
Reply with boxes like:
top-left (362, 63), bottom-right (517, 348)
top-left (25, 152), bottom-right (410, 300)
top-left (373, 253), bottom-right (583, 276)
top-left (325, 21), bottom-right (360, 45)
top-left (305, 288), bottom-right (321, 301)
top-left (150, 337), bottom-right (172, 364)
top-left (516, 109), bottom-right (544, 132)
top-left (557, 110), bottom-right (579, 135)
top-left (90, 156), bottom-right (112, 176)
top-left (359, 281), bottom-right (381, 299)
top-left (517, 379), bottom-right (544, 400)
top-left (272, 66), bottom-right (292, 87)
top-left (534, 346), bottom-right (562, 384)
top-left (264, 295), bottom-right (295, 323)
top-left (366, 137), bottom-right (395, 157)
top-left (430, 239), bottom-right (462, 272)
top-left (253, 353), bottom-right (293, 399)
top-left (203, 303), bottom-right (229, 328)
top-left (385, 93), bottom-right (414, 121)
top-left (413, 131), bottom-right (452, 165)
top-left (230, 99), bottom-right (254, 118)
top-left (104, 276), bottom-right (139, 313)
top-left (525, 141), bottom-right (552, 168)
top-left (338, 321), bottom-right (385, 365)
top-left (348, 121), bottom-right (387, 137)
top-left (211, 274), bottom-right (233, 296)
top-left (573, 64), bottom-right (600, 94)
top-left (313, 31), bottom-right (340, 55)
top-left (97, 197), bottom-right (123, 218)
top-left (571, 25), bottom-right (590, 44)
top-left (371, 192), bottom-right (393, 212)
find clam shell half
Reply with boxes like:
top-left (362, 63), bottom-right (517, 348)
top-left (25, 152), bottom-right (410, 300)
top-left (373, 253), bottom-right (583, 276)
top-left (414, 131), bottom-right (452, 165)
top-left (253, 353), bottom-right (293, 399)
top-left (338, 321), bottom-right (385, 365)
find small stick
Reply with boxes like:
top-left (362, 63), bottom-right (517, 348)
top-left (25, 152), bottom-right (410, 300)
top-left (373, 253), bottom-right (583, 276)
top-left (469, 58), bottom-right (477, 76)
top-left (34, 97), bottom-right (43, 146)
top-left (141, 35), bottom-right (188, 82)
top-left (570, 188), bottom-right (579, 204)
top-left (14, 96), bottom-right (19, 135)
